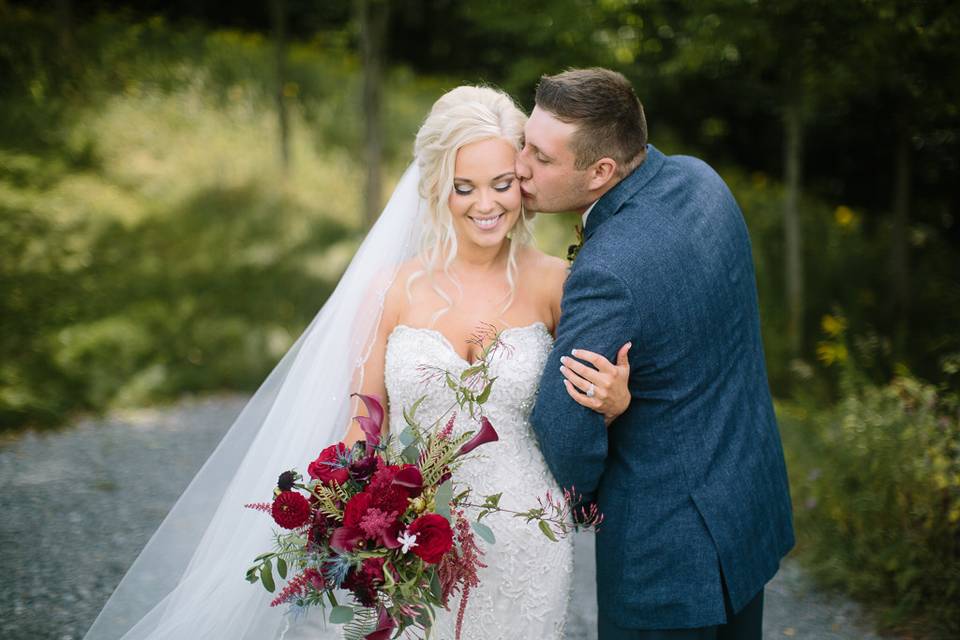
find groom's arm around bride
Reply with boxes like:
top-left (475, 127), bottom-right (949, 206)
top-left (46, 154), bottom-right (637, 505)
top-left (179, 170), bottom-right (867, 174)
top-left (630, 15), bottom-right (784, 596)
top-left (525, 68), bottom-right (795, 639)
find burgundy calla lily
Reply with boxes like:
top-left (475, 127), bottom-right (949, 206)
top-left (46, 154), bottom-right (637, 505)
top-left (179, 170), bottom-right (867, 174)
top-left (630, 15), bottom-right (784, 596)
top-left (329, 526), bottom-right (365, 553)
top-left (365, 606), bottom-right (397, 640)
top-left (351, 393), bottom-right (385, 450)
top-left (392, 466), bottom-right (423, 496)
top-left (457, 417), bottom-right (499, 457)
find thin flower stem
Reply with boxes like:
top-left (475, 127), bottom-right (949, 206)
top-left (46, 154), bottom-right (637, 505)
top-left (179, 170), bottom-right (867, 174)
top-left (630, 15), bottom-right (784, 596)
top-left (455, 501), bottom-right (570, 526)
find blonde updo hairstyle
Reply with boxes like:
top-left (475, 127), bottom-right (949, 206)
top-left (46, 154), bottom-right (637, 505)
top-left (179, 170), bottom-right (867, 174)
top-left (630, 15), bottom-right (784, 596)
top-left (411, 85), bottom-right (533, 322)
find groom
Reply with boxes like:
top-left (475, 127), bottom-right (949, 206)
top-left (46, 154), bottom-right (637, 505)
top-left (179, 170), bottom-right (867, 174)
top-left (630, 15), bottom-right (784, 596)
top-left (522, 68), bottom-right (795, 639)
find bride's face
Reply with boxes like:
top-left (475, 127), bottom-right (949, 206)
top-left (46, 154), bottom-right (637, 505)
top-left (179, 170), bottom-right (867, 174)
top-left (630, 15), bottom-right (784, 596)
top-left (447, 137), bottom-right (522, 251)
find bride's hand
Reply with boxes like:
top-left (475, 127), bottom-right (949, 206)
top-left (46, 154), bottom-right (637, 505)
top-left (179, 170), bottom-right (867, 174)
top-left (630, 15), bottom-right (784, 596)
top-left (560, 342), bottom-right (632, 427)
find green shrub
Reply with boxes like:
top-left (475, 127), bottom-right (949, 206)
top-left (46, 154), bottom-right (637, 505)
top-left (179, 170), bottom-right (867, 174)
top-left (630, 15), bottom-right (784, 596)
top-left (781, 320), bottom-right (960, 636)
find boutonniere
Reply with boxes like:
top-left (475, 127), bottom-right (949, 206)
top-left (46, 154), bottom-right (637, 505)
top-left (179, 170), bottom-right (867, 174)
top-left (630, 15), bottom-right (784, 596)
top-left (566, 223), bottom-right (585, 265)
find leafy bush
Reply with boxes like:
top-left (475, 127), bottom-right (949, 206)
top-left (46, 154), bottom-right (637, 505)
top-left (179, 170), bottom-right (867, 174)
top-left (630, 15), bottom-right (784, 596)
top-left (781, 318), bottom-right (960, 636)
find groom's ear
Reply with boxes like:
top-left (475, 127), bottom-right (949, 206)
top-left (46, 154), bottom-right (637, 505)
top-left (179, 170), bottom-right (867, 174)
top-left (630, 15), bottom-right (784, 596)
top-left (587, 157), bottom-right (618, 191)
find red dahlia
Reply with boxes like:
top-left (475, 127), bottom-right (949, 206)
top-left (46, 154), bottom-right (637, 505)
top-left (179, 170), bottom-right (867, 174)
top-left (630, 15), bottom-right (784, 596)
top-left (272, 490), bottom-right (311, 529)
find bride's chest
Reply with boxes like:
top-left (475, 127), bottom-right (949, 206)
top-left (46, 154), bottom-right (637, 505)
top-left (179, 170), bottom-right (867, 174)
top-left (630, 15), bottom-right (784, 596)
top-left (383, 323), bottom-right (553, 429)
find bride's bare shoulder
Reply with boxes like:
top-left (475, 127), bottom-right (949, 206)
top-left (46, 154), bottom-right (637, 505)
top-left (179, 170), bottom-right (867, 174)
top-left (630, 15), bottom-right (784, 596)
top-left (519, 246), bottom-right (568, 292)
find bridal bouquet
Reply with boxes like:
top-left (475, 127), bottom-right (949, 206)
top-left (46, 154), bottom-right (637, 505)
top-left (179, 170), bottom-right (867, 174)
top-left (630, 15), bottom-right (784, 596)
top-left (245, 326), bottom-right (602, 640)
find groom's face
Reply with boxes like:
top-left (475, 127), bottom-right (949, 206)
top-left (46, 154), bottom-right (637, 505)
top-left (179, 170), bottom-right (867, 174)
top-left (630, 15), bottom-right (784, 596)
top-left (516, 106), bottom-right (593, 214)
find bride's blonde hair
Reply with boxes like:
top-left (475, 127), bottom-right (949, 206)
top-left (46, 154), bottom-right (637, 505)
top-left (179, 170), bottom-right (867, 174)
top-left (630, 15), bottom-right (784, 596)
top-left (411, 85), bottom-right (533, 323)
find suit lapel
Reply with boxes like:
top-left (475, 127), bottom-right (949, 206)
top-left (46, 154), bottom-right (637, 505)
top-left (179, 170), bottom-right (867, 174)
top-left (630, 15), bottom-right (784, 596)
top-left (583, 144), bottom-right (666, 241)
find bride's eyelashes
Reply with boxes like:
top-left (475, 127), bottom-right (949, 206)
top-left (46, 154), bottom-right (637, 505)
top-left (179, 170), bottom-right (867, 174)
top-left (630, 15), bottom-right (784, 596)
top-left (452, 179), bottom-right (515, 196)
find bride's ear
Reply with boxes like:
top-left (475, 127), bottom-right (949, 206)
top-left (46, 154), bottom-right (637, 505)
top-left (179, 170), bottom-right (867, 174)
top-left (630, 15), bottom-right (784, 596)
top-left (587, 157), bottom-right (618, 190)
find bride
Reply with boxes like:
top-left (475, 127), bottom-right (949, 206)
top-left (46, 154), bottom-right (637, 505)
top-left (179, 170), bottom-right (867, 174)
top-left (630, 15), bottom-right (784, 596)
top-left (84, 85), bottom-right (630, 640)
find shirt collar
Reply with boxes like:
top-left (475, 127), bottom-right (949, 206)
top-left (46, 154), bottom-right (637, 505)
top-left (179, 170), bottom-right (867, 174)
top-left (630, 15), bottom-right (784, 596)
top-left (581, 200), bottom-right (599, 228)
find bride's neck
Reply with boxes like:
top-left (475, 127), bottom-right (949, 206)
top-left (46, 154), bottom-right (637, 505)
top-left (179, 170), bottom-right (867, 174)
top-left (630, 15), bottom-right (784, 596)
top-left (452, 238), bottom-right (511, 276)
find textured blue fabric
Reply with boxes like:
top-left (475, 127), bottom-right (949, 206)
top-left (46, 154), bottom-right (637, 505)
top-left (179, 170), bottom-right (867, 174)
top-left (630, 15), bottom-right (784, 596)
top-left (530, 144), bottom-right (795, 629)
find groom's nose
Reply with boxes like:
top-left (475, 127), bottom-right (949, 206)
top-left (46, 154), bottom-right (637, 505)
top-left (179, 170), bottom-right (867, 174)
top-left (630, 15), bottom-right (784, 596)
top-left (515, 147), bottom-right (531, 180)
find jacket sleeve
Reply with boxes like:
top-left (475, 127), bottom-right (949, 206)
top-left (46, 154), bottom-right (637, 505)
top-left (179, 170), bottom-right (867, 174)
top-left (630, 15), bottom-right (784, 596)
top-left (530, 259), bottom-right (638, 503)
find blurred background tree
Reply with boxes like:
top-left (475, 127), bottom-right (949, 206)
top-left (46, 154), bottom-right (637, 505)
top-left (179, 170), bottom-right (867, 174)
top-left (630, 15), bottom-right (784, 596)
top-left (1, 0), bottom-right (958, 634)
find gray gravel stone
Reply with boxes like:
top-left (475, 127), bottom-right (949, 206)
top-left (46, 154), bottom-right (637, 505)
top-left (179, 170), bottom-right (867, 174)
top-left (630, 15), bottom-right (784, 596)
top-left (0, 395), bottom-right (884, 639)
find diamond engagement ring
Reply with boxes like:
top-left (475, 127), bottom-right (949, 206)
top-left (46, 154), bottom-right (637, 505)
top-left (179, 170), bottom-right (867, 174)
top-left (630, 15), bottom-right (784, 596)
top-left (586, 383), bottom-right (596, 398)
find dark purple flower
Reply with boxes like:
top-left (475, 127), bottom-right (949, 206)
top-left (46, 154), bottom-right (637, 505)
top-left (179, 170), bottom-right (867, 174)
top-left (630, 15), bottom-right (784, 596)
top-left (351, 393), bottom-right (385, 450)
top-left (330, 526), bottom-right (366, 553)
top-left (457, 417), bottom-right (499, 457)
top-left (365, 606), bottom-right (397, 640)
top-left (349, 455), bottom-right (379, 481)
top-left (277, 470), bottom-right (296, 491)
top-left (392, 465), bottom-right (423, 497)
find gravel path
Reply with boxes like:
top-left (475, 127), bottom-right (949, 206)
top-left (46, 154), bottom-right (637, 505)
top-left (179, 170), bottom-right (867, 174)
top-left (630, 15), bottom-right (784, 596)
top-left (1, 395), bottom-right (883, 640)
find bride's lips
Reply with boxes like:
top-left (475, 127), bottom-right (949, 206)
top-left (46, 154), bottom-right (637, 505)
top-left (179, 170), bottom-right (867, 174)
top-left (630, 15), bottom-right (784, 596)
top-left (468, 213), bottom-right (505, 231)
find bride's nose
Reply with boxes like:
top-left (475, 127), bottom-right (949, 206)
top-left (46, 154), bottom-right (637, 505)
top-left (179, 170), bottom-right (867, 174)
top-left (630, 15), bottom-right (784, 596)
top-left (475, 189), bottom-right (496, 214)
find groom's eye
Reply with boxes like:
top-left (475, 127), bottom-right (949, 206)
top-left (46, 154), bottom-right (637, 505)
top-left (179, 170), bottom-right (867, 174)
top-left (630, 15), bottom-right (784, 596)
top-left (535, 153), bottom-right (550, 164)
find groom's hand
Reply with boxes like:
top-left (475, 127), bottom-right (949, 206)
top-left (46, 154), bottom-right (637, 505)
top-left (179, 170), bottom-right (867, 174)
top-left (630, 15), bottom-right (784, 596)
top-left (560, 341), bottom-right (632, 426)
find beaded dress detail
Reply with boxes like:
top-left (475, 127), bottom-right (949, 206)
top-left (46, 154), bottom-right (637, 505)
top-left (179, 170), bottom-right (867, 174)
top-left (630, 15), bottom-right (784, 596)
top-left (384, 322), bottom-right (573, 640)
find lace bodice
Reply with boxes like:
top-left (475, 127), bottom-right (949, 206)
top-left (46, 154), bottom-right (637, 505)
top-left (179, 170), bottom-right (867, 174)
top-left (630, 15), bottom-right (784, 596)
top-left (384, 322), bottom-right (573, 640)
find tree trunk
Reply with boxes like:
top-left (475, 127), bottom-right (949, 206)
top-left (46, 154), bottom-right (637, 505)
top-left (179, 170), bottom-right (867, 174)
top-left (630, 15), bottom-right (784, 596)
top-left (359, 0), bottom-right (389, 228)
top-left (271, 0), bottom-right (290, 173)
top-left (783, 102), bottom-right (805, 359)
top-left (891, 128), bottom-right (911, 356)
top-left (55, 0), bottom-right (74, 56)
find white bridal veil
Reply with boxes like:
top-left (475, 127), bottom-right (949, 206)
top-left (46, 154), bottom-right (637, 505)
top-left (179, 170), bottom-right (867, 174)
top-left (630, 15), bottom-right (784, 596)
top-left (84, 164), bottom-right (427, 639)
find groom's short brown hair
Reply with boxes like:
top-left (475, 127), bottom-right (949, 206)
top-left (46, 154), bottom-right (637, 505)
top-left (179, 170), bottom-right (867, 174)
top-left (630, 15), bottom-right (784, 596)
top-left (535, 68), bottom-right (647, 175)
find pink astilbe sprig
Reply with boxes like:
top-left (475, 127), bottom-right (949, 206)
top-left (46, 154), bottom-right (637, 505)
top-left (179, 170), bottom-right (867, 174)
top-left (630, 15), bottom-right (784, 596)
top-left (244, 502), bottom-right (273, 514)
top-left (436, 511), bottom-right (486, 640)
top-left (438, 413), bottom-right (456, 440)
top-left (269, 568), bottom-right (325, 607)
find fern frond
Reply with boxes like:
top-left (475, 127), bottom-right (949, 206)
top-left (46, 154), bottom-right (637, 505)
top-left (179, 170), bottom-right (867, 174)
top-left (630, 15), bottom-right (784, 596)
top-left (342, 605), bottom-right (378, 640)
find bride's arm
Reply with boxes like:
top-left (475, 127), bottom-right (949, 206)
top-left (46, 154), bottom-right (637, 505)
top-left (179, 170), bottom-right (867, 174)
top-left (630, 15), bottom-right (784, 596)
top-left (343, 275), bottom-right (405, 447)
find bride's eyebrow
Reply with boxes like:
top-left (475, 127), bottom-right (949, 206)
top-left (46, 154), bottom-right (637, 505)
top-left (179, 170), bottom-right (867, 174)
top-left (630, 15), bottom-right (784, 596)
top-left (453, 172), bottom-right (516, 183)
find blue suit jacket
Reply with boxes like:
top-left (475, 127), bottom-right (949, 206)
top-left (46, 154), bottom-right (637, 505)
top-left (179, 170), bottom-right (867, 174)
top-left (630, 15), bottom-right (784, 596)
top-left (530, 145), bottom-right (794, 629)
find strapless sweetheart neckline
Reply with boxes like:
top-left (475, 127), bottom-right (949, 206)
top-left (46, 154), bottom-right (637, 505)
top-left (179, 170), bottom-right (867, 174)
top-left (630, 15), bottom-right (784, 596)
top-left (387, 321), bottom-right (550, 366)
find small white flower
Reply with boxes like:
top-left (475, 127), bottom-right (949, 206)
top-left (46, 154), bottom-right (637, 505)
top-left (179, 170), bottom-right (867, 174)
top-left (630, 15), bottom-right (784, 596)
top-left (397, 530), bottom-right (419, 554)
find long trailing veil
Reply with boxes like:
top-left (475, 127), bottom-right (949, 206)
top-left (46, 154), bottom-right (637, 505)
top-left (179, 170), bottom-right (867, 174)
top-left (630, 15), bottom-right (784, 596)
top-left (84, 163), bottom-right (427, 639)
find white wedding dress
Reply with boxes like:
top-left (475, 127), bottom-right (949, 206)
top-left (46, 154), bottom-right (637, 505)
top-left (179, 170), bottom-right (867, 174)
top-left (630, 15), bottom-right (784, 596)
top-left (384, 322), bottom-right (574, 640)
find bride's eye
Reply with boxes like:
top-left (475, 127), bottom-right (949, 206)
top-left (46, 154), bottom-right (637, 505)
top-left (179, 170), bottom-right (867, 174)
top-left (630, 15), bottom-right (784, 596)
top-left (494, 180), bottom-right (514, 192)
top-left (454, 184), bottom-right (473, 195)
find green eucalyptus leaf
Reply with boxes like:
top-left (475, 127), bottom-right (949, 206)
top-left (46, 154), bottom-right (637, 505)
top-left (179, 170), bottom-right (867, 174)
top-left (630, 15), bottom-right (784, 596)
top-left (277, 557), bottom-right (288, 579)
top-left (472, 520), bottom-right (496, 545)
top-left (402, 442), bottom-right (420, 464)
top-left (399, 425), bottom-right (415, 447)
top-left (538, 520), bottom-right (559, 542)
top-left (435, 481), bottom-right (453, 520)
top-left (260, 565), bottom-right (275, 592)
top-left (329, 605), bottom-right (354, 624)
